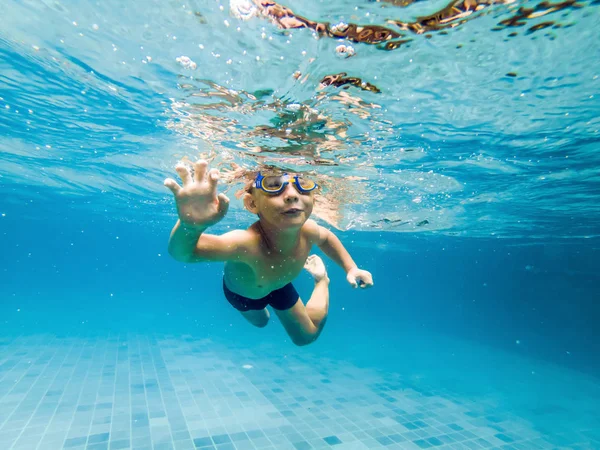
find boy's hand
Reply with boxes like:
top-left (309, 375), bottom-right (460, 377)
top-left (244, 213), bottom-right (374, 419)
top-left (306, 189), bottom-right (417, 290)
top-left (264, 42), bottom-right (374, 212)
top-left (346, 268), bottom-right (374, 289)
top-left (164, 160), bottom-right (229, 228)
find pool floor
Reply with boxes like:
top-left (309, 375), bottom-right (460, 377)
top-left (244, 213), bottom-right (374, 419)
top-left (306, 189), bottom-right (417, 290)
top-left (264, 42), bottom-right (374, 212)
top-left (0, 332), bottom-right (597, 450)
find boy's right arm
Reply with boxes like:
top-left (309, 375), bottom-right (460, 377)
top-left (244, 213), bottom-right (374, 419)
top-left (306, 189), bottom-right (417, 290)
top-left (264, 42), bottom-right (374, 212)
top-left (164, 159), bottom-right (248, 263)
top-left (167, 221), bottom-right (249, 263)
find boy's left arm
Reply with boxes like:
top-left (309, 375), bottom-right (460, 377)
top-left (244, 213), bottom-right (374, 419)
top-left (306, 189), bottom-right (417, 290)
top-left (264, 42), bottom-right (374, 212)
top-left (309, 221), bottom-right (374, 288)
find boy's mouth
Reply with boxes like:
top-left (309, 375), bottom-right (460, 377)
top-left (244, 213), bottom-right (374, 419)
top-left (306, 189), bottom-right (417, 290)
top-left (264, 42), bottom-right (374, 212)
top-left (282, 208), bottom-right (302, 215)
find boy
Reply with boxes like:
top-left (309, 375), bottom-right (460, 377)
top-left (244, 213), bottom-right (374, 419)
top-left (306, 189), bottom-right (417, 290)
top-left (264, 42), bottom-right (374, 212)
top-left (164, 160), bottom-right (373, 346)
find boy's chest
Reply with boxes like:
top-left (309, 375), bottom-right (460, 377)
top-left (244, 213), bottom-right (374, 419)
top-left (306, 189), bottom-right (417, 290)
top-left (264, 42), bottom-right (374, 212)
top-left (224, 234), bottom-right (313, 297)
top-left (242, 237), bottom-right (311, 288)
top-left (255, 243), bottom-right (310, 282)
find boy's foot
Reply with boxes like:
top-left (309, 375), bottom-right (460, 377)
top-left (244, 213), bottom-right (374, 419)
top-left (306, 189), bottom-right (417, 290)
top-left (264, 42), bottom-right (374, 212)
top-left (304, 255), bottom-right (329, 283)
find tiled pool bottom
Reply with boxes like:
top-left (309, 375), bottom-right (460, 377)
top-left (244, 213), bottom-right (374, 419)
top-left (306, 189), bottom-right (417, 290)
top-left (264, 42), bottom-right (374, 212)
top-left (0, 335), bottom-right (597, 450)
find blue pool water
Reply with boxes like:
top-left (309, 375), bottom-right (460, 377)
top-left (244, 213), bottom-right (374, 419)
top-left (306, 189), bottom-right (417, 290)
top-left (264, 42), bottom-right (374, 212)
top-left (1, 0), bottom-right (599, 449)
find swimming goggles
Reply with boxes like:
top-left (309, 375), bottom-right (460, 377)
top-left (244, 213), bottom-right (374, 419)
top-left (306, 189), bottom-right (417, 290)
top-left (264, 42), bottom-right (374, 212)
top-left (254, 172), bottom-right (318, 195)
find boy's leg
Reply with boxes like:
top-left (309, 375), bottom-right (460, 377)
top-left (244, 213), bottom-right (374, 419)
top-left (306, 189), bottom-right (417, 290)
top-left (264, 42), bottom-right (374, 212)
top-left (274, 255), bottom-right (330, 346)
top-left (240, 308), bottom-right (270, 328)
top-left (223, 278), bottom-right (271, 328)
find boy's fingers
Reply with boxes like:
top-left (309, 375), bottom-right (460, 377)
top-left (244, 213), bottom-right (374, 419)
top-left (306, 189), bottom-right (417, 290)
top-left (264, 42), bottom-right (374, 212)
top-left (163, 178), bottom-right (181, 195)
top-left (216, 193), bottom-right (230, 218)
top-left (193, 160), bottom-right (208, 182)
top-left (347, 274), bottom-right (357, 288)
top-left (207, 168), bottom-right (220, 193)
top-left (175, 164), bottom-right (192, 185)
top-left (360, 277), bottom-right (373, 288)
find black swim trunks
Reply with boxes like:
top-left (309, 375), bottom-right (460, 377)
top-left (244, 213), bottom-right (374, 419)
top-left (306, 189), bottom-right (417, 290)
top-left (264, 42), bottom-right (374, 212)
top-left (223, 278), bottom-right (299, 312)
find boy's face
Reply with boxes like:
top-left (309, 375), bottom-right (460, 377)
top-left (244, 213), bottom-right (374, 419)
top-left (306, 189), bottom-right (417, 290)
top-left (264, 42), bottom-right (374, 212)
top-left (245, 173), bottom-right (315, 230)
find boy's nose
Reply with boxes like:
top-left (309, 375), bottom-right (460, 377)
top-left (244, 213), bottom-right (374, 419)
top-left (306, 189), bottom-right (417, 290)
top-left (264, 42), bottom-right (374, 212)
top-left (282, 183), bottom-right (299, 200)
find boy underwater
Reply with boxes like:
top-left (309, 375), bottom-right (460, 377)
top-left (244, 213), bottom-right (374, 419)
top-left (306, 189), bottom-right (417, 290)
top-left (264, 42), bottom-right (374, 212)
top-left (164, 160), bottom-right (373, 346)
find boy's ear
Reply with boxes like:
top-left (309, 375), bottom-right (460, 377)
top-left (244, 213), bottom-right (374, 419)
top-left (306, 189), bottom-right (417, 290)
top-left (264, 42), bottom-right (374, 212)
top-left (243, 192), bottom-right (258, 214)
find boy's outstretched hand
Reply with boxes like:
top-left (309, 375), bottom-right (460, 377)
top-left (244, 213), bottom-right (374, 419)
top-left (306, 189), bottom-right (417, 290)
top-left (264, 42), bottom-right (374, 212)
top-left (346, 267), bottom-right (374, 289)
top-left (164, 160), bottom-right (229, 228)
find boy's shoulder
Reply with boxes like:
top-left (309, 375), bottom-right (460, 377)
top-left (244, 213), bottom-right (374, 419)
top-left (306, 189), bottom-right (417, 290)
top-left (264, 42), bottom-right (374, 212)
top-left (302, 219), bottom-right (328, 245)
top-left (233, 225), bottom-right (261, 244)
top-left (218, 227), bottom-right (260, 250)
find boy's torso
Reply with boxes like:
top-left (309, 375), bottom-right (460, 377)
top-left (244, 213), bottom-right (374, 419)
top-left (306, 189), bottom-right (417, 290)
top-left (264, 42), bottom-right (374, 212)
top-left (223, 224), bottom-right (313, 299)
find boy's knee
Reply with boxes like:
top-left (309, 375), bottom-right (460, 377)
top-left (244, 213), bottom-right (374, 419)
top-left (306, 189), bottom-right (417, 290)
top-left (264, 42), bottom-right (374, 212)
top-left (242, 309), bottom-right (270, 328)
top-left (252, 318), bottom-right (269, 328)
top-left (291, 334), bottom-right (316, 346)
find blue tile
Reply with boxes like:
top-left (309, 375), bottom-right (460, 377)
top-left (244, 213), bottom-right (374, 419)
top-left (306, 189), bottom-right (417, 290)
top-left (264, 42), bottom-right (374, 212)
top-left (486, 416), bottom-right (503, 423)
top-left (247, 430), bottom-right (265, 439)
top-left (64, 437), bottom-right (88, 448)
top-left (215, 444), bottom-right (235, 450)
top-left (413, 439), bottom-right (433, 449)
top-left (375, 436), bottom-right (393, 445)
top-left (109, 440), bottom-right (130, 449)
top-left (193, 437), bottom-right (213, 447)
top-left (461, 431), bottom-right (477, 440)
top-left (46, 389), bottom-right (63, 396)
top-left (211, 435), bottom-right (231, 445)
top-left (323, 436), bottom-right (342, 445)
top-left (293, 442), bottom-right (312, 450)
top-left (228, 432), bottom-right (248, 441)
top-left (88, 433), bottom-right (110, 444)
top-left (388, 434), bottom-right (405, 443)
top-left (437, 435), bottom-right (455, 444)
top-left (448, 424), bottom-right (463, 431)
top-left (495, 433), bottom-right (514, 443)
top-left (154, 444), bottom-right (174, 450)
top-left (152, 442), bottom-right (175, 450)
top-left (427, 437), bottom-right (443, 446)
top-left (173, 431), bottom-right (191, 441)
top-left (86, 443), bottom-right (108, 450)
